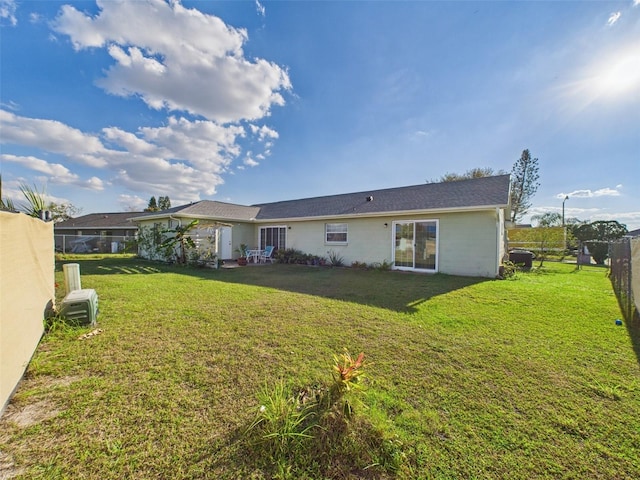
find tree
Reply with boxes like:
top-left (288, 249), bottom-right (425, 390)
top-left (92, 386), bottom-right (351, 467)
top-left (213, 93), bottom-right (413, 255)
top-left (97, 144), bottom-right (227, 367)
top-left (510, 149), bottom-right (540, 223)
top-left (571, 220), bottom-right (628, 265)
top-left (46, 202), bottom-right (82, 223)
top-left (158, 195), bottom-right (171, 210)
top-left (145, 196), bottom-right (159, 212)
top-left (531, 212), bottom-right (562, 227)
top-left (429, 167), bottom-right (506, 183)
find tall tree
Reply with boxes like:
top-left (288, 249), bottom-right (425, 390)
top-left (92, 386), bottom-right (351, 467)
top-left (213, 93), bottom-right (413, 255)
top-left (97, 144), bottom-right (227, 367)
top-left (145, 196), bottom-right (159, 212)
top-left (158, 195), bottom-right (171, 210)
top-left (429, 167), bottom-right (506, 183)
top-left (510, 149), bottom-right (540, 223)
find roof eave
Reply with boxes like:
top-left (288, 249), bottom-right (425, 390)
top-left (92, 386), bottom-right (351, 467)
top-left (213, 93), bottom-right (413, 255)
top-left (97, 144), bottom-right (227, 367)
top-left (255, 204), bottom-right (510, 223)
top-left (131, 212), bottom-right (251, 224)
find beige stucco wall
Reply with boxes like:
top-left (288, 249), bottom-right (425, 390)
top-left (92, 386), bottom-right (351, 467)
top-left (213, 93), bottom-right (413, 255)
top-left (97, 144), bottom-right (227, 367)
top-left (231, 222), bottom-right (257, 258)
top-left (1, 212), bottom-right (53, 413)
top-left (259, 209), bottom-right (504, 277)
top-left (438, 210), bottom-right (501, 277)
top-left (280, 216), bottom-right (394, 265)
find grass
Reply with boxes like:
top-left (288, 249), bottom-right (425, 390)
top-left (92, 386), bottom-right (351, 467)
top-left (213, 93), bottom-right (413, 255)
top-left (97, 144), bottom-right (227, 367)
top-left (1, 256), bottom-right (639, 479)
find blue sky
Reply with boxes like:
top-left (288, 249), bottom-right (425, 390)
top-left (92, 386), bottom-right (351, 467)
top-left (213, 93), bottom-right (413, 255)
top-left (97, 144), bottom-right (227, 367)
top-left (1, 0), bottom-right (639, 229)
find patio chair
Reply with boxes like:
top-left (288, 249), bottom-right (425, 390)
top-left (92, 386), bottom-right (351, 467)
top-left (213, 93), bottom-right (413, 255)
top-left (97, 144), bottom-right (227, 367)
top-left (260, 246), bottom-right (275, 263)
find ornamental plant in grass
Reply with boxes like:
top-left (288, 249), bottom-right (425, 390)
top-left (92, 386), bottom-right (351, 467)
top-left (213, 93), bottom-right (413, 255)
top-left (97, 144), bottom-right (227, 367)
top-left (246, 350), bottom-right (370, 476)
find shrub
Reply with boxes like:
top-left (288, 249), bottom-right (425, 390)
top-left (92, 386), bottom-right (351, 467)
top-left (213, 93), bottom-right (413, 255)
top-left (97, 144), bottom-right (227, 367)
top-left (499, 260), bottom-right (518, 279)
top-left (245, 350), bottom-right (380, 477)
top-left (327, 250), bottom-right (345, 267)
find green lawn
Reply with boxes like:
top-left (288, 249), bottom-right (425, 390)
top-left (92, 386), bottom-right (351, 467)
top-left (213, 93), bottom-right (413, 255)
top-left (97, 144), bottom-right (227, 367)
top-left (1, 257), bottom-right (638, 479)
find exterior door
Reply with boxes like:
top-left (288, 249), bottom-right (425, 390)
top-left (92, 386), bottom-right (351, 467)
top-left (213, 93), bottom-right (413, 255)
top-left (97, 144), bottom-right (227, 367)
top-left (219, 227), bottom-right (232, 259)
top-left (393, 220), bottom-right (438, 271)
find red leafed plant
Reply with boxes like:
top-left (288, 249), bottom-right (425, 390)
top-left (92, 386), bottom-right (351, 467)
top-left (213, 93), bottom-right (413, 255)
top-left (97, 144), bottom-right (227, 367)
top-left (329, 350), bottom-right (368, 417)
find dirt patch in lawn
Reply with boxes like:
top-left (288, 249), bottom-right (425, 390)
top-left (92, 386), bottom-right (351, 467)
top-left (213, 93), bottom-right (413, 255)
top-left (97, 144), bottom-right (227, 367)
top-left (1, 400), bottom-right (61, 430)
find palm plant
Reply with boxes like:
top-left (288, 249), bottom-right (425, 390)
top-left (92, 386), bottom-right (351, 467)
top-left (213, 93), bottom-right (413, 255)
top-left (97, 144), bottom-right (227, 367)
top-left (18, 182), bottom-right (47, 217)
top-left (0, 175), bottom-right (16, 212)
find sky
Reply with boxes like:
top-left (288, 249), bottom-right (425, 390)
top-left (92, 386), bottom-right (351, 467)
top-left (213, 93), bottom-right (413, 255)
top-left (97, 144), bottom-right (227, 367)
top-left (1, 0), bottom-right (639, 229)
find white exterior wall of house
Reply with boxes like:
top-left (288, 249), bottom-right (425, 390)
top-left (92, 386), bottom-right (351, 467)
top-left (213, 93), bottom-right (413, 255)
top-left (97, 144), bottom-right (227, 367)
top-left (263, 209), bottom-right (505, 277)
top-left (437, 210), bottom-right (503, 277)
top-left (281, 216), bottom-right (395, 265)
top-left (233, 223), bottom-right (258, 258)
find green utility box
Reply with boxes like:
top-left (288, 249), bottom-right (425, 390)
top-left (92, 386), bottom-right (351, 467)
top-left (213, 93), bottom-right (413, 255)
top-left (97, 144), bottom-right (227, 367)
top-left (60, 289), bottom-right (98, 326)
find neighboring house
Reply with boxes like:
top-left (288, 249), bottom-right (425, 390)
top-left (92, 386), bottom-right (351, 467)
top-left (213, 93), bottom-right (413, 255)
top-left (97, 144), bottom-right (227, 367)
top-left (132, 175), bottom-right (511, 278)
top-left (54, 212), bottom-right (142, 253)
top-left (625, 228), bottom-right (640, 237)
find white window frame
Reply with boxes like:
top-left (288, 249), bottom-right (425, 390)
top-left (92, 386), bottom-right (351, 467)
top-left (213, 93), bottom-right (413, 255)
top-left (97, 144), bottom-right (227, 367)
top-left (259, 225), bottom-right (287, 251)
top-left (325, 223), bottom-right (348, 244)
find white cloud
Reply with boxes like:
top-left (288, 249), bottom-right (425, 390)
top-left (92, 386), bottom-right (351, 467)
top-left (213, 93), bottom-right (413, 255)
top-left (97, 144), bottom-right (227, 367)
top-left (3, 2), bottom-right (292, 205)
top-left (118, 194), bottom-right (147, 211)
top-left (0, 109), bottom-right (107, 166)
top-left (255, 0), bottom-right (266, 17)
top-left (635, 0), bottom-right (640, 7)
top-left (1, 110), bottom-right (254, 201)
top-left (250, 124), bottom-right (279, 141)
top-left (51, 0), bottom-right (291, 123)
top-left (0, 100), bottom-right (19, 111)
top-left (557, 187), bottom-right (622, 199)
top-left (244, 157), bottom-right (259, 167)
top-left (137, 116), bottom-right (245, 172)
top-left (1, 154), bottom-right (104, 190)
top-left (607, 11), bottom-right (622, 26)
top-left (0, 0), bottom-right (17, 26)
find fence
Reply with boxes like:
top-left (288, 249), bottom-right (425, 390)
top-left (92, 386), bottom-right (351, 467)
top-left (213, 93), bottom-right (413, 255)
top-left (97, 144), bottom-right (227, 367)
top-left (507, 226), bottom-right (566, 254)
top-left (609, 237), bottom-right (640, 324)
top-left (1, 212), bottom-right (53, 414)
top-left (55, 234), bottom-right (134, 254)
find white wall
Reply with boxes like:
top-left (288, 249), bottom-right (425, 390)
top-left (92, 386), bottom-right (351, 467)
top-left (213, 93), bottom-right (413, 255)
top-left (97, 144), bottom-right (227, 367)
top-left (438, 210), bottom-right (501, 277)
top-left (269, 209), bottom-right (504, 277)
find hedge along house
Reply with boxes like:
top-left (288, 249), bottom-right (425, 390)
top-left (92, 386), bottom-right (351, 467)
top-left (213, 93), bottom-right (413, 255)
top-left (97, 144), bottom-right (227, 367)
top-left (132, 175), bottom-right (511, 278)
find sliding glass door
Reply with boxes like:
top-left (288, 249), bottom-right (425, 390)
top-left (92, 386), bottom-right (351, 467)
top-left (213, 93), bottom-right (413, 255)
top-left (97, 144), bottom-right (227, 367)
top-left (259, 226), bottom-right (287, 251)
top-left (393, 220), bottom-right (438, 271)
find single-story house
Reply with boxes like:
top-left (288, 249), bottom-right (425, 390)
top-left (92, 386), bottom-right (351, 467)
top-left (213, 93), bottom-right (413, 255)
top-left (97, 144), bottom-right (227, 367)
top-left (131, 175), bottom-right (511, 278)
top-left (54, 212), bottom-right (142, 253)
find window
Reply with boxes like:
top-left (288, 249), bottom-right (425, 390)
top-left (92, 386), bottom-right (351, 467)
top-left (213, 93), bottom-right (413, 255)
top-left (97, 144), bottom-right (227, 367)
top-left (326, 223), bottom-right (348, 243)
top-left (259, 226), bottom-right (287, 251)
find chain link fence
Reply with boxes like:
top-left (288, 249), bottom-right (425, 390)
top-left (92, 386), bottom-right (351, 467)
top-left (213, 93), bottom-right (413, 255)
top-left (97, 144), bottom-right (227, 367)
top-left (55, 234), bottom-right (136, 254)
top-left (609, 237), bottom-right (639, 324)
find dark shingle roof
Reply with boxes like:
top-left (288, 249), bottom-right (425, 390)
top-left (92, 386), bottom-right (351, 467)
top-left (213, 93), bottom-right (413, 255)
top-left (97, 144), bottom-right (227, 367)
top-left (254, 174), bottom-right (511, 220)
top-left (55, 212), bottom-right (142, 230)
top-left (129, 201), bottom-right (260, 222)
